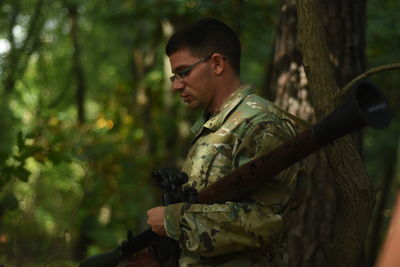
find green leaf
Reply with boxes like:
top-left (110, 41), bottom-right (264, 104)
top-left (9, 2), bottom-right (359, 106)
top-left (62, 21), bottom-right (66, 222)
top-left (0, 193), bottom-right (19, 212)
top-left (15, 167), bottom-right (31, 182)
top-left (0, 152), bottom-right (8, 166)
top-left (17, 131), bottom-right (25, 151)
top-left (0, 167), bottom-right (14, 188)
top-left (18, 146), bottom-right (43, 162)
top-left (48, 150), bottom-right (70, 164)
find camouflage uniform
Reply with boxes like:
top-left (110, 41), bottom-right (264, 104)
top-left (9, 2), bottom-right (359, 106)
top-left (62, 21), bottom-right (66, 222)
top-left (164, 84), bottom-right (299, 266)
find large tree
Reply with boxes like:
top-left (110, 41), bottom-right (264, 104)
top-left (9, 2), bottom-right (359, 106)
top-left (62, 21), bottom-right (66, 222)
top-left (265, 0), bottom-right (372, 266)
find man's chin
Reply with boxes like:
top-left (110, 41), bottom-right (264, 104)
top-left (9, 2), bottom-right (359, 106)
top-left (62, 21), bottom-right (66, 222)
top-left (184, 100), bottom-right (197, 108)
top-left (181, 98), bottom-right (203, 109)
top-left (186, 103), bottom-right (198, 109)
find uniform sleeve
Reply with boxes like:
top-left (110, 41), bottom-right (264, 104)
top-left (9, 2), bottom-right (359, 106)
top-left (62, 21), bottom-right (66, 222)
top-left (164, 120), bottom-right (298, 257)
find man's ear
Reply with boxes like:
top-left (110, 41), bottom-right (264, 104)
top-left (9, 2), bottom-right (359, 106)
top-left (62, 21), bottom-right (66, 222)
top-left (211, 53), bottom-right (226, 75)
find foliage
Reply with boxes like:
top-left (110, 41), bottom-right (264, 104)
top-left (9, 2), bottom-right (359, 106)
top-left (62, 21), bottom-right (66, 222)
top-left (0, 0), bottom-right (398, 265)
top-left (0, 0), bottom-right (279, 265)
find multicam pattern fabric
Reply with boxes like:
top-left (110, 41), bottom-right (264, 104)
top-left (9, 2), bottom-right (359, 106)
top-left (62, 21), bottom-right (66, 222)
top-left (164, 84), bottom-right (299, 266)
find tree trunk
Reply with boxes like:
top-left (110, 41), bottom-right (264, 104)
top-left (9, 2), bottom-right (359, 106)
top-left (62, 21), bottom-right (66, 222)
top-left (2, 0), bottom-right (44, 94)
top-left (265, 0), bottom-right (373, 266)
top-left (67, 4), bottom-right (86, 125)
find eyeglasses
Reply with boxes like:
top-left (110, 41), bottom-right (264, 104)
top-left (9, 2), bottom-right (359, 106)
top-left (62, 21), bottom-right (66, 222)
top-left (169, 55), bottom-right (212, 82)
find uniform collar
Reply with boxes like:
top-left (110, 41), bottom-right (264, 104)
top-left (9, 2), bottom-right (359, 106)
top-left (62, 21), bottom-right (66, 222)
top-left (191, 84), bottom-right (254, 138)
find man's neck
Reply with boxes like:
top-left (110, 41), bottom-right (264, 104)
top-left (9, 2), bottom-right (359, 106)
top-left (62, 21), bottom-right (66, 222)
top-left (208, 77), bottom-right (242, 114)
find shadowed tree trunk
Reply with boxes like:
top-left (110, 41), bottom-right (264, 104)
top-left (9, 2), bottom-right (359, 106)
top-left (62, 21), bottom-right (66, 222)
top-left (67, 3), bottom-right (86, 124)
top-left (265, 0), bottom-right (372, 266)
top-left (297, 1), bottom-right (374, 266)
top-left (66, 3), bottom-right (91, 258)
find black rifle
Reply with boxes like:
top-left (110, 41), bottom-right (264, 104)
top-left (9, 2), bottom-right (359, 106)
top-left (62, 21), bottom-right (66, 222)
top-left (80, 169), bottom-right (197, 267)
top-left (79, 82), bottom-right (391, 267)
top-left (145, 169), bottom-right (197, 266)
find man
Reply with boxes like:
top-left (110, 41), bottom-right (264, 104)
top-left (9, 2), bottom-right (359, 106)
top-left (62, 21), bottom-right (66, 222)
top-left (146, 18), bottom-right (299, 266)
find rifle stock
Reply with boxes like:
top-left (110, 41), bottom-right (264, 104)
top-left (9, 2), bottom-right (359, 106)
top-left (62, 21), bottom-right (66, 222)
top-left (79, 82), bottom-right (390, 267)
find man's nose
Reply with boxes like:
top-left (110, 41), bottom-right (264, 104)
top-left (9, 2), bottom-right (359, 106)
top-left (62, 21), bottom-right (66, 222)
top-left (171, 79), bottom-right (184, 92)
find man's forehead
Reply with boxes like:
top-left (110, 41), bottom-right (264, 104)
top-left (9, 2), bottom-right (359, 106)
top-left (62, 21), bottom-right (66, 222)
top-left (169, 49), bottom-right (198, 69)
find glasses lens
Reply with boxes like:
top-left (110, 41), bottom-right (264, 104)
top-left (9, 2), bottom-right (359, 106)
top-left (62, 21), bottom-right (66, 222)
top-left (170, 55), bottom-right (211, 82)
top-left (178, 70), bottom-right (189, 79)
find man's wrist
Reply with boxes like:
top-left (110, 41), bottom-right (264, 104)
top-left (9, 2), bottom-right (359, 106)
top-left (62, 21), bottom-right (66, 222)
top-left (164, 203), bottom-right (185, 241)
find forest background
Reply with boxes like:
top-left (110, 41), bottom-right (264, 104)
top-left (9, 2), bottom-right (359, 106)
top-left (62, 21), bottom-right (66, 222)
top-left (0, 0), bottom-right (399, 266)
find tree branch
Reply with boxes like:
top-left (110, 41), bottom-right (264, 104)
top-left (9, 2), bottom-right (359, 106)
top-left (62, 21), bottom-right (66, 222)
top-left (338, 63), bottom-right (400, 99)
top-left (18, 0), bottom-right (45, 76)
top-left (2, 0), bottom-right (44, 94)
top-left (7, 0), bottom-right (20, 48)
top-left (21, 0), bottom-right (44, 54)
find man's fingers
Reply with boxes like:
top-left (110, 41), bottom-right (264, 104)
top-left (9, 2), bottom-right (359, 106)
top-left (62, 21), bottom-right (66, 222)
top-left (146, 206), bottom-right (166, 236)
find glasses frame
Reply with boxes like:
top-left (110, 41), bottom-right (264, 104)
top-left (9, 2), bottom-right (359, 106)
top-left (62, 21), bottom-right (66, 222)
top-left (169, 54), bottom-right (212, 82)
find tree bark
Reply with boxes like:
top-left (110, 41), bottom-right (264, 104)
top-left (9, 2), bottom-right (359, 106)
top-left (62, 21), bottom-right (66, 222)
top-left (265, 0), bottom-right (373, 266)
top-left (297, 1), bottom-right (374, 267)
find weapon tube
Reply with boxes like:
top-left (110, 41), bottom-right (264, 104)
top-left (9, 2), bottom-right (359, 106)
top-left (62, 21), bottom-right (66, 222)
top-left (197, 82), bottom-right (391, 204)
top-left (79, 82), bottom-right (390, 266)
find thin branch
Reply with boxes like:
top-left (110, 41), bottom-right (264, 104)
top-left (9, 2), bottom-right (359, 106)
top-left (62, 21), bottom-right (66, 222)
top-left (338, 63), bottom-right (400, 98)
top-left (3, 0), bottom-right (44, 93)
top-left (17, 0), bottom-right (45, 81)
top-left (21, 0), bottom-right (44, 54)
top-left (7, 0), bottom-right (20, 48)
top-left (2, 1), bottom-right (21, 93)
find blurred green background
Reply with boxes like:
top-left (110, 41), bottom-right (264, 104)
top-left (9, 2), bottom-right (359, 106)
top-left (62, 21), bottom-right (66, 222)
top-left (0, 0), bottom-right (399, 266)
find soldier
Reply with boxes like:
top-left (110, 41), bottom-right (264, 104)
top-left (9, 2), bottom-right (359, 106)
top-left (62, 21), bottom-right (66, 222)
top-left (145, 18), bottom-right (300, 266)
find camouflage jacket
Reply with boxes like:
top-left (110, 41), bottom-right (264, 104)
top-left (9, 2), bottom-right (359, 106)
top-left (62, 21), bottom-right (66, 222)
top-left (164, 84), bottom-right (299, 266)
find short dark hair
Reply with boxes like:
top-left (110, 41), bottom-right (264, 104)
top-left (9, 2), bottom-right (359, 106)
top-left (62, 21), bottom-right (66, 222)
top-left (165, 18), bottom-right (241, 75)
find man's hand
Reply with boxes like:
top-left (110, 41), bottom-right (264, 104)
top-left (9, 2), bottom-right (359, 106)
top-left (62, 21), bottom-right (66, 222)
top-left (147, 206), bottom-right (167, 236)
